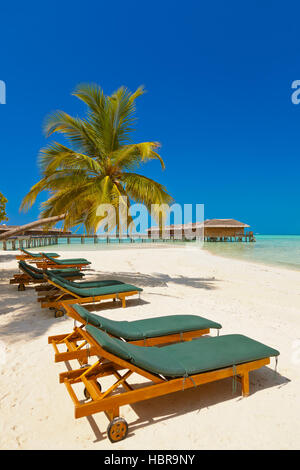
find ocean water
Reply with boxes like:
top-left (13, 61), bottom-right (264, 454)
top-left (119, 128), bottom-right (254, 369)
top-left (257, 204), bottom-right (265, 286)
top-left (203, 235), bottom-right (300, 270)
top-left (1, 235), bottom-right (300, 270)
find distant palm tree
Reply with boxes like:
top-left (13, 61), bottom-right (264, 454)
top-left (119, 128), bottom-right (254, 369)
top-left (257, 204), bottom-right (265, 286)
top-left (21, 84), bottom-right (173, 234)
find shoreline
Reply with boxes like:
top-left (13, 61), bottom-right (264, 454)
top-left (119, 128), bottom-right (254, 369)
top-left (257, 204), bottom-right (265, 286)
top-left (0, 246), bottom-right (300, 449)
top-left (2, 238), bottom-right (299, 273)
top-left (203, 245), bottom-right (300, 273)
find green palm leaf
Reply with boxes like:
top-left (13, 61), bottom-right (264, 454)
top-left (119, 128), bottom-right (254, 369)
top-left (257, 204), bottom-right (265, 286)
top-left (21, 83), bottom-right (172, 233)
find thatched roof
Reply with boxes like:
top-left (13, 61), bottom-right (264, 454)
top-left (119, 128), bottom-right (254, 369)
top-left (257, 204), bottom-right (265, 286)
top-left (203, 219), bottom-right (250, 228)
top-left (0, 224), bottom-right (71, 235)
top-left (147, 219), bottom-right (250, 232)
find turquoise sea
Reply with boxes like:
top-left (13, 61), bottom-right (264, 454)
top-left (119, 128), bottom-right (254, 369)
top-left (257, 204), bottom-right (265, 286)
top-left (203, 235), bottom-right (300, 270)
top-left (1, 235), bottom-right (300, 271)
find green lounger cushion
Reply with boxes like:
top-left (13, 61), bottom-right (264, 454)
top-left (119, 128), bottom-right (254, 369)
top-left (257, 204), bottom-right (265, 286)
top-left (49, 269), bottom-right (84, 278)
top-left (19, 261), bottom-right (84, 281)
top-left (22, 249), bottom-right (59, 258)
top-left (42, 254), bottom-right (91, 265)
top-left (73, 304), bottom-right (221, 339)
top-left (48, 273), bottom-right (142, 296)
top-left (86, 325), bottom-right (280, 377)
top-left (54, 275), bottom-right (125, 289)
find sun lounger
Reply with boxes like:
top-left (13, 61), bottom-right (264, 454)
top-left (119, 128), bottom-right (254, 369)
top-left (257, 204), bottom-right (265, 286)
top-left (9, 261), bottom-right (84, 291)
top-left (50, 275), bottom-right (125, 290)
top-left (59, 325), bottom-right (279, 442)
top-left (39, 273), bottom-right (142, 316)
top-left (38, 275), bottom-right (126, 303)
top-left (16, 249), bottom-right (60, 261)
top-left (35, 253), bottom-right (91, 270)
top-left (48, 303), bottom-right (222, 363)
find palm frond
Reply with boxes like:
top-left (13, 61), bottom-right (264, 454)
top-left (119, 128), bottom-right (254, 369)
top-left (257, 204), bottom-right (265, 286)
top-left (39, 142), bottom-right (103, 176)
top-left (21, 83), bottom-right (172, 233)
top-left (111, 142), bottom-right (165, 170)
top-left (120, 172), bottom-right (173, 212)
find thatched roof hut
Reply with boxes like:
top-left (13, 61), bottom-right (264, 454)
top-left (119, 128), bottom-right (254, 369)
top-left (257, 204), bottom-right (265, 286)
top-left (147, 219), bottom-right (253, 241)
top-left (0, 224), bottom-right (71, 238)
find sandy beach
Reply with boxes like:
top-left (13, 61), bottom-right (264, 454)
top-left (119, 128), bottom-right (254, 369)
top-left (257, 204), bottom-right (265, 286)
top-left (0, 245), bottom-right (299, 450)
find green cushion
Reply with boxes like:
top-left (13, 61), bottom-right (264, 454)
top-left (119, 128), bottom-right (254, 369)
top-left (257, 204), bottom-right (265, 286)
top-left (48, 273), bottom-right (142, 296)
top-left (55, 276), bottom-right (124, 289)
top-left (73, 305), bottom-right (221, 339)
top-left (86, 325), bottom-right (280, 377)
top-left (19, 261), bottom-right (84, 280)
top-left (42, 254), bottom-right (91, 265)
top-left (22, 249), bottom-right (59, 258)
top-left (87, 325), bottom-right (132, 361)
top-left (19, 261), bottom-right (42, 279)
top-left (49, 269), bottom-right (84, 278)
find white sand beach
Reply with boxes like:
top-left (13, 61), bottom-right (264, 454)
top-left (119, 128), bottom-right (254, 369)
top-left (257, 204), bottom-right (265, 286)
top-left (0, 246), bottom-right (299, 450)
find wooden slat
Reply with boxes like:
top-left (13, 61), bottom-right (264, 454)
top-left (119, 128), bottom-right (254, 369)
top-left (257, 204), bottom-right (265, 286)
top-left (81, 376), bottom-right (102, 401)
top-left (72, 358), bottom-right (270, 419)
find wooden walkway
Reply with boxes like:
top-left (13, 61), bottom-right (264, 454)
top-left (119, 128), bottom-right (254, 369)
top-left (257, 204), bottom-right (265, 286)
top-left (1, 232), bottom-right (256, 251)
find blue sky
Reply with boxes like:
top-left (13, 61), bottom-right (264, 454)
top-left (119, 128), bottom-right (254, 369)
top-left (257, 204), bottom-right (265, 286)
top-left (1, 0), bottom-right (300, 234)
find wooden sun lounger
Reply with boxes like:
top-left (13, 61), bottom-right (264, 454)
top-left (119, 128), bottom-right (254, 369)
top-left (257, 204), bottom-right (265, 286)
top-left (35, 253), bottom-right (91, 270)
top-left (58, 326), bottom-right (279, 442)
top-left (38, 275), bottom-right (142, 317)
top-left (9, 261), bottom-right (83, 291)
top-left (48, 303), bottom-right (222, 364)
top-left (15, 249), bottom-right (60, 261)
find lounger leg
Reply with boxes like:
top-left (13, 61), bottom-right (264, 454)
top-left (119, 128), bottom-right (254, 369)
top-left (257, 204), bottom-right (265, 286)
top-left (105, 408), bottom-right (120, 421)
top-left (121, 297), bottom-right (126, 308)
top-left (241, 372), bottom-right (249, 397)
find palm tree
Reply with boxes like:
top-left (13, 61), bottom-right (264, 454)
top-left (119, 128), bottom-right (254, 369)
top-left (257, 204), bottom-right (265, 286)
top-left (21, 84), bottom-right (173, 235)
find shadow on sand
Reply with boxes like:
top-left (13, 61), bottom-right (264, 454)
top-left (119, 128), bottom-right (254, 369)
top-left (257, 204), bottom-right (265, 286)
top-left (0, 254), bottom-right (17, 263)
top-left (89, 269), bottom-right (219, 290)
top-left (0, 268), bottom-right (146, 340)
top-left (83, 365), bottom-right (290, 443)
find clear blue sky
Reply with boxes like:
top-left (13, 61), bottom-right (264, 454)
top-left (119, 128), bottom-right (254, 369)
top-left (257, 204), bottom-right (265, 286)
top-left (1, 0), bottom-right (300, 234)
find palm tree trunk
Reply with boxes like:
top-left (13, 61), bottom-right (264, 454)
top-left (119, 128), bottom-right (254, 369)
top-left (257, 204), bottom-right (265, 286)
top-left (116, 208), bottom-right (120, 238)
top-left (0, 214), bottom-right (66, 240)
top-left (159, 213), bottom-right (164, 239)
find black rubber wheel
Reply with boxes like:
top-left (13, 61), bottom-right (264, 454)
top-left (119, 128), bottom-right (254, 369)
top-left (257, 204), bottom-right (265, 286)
top-left (84, 381), bottom-right (102, 399)
top-left (54, 309), bottom-right (64, 318)
top-left (18, 284), bottom-right (25, 291)
top-left (107, 417), bottom-right (128, 443)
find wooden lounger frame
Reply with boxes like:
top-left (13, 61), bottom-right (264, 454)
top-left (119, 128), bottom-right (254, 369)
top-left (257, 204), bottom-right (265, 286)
top-left (15, 250), bottom-right (59, 261)
top-left (35, 253), bottom-right (89, 270)
top-left (59, 327), bottom-right (271, 441)
top-left (9, 273), bottom-right (44, 289)
top-left (48, 304), bottom-right (211, 363)
top-left (9, 266), bottom-right (82, 291)
top-left (38, 277), bottom-right (141, 313)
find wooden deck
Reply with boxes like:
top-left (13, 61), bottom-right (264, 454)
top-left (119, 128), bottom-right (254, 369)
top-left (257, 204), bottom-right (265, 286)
top-left (1, 231), bottom-right (256, 251)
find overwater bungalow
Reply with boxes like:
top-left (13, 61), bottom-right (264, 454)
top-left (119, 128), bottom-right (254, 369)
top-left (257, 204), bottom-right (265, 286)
top-left (147, 219), bottom-right (255, 242)
top-left (0, 224), bottom-right (71, 238)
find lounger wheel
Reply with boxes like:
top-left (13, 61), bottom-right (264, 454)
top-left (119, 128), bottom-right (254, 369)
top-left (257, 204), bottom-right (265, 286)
top-left (84, 382), bottom-right (102, 399)
top-left (54, 309), bottom-right (65, 318)
top-left (18, 283), bottom-right (25, 291)
top-left (107, 417), bottom-right (128, 443)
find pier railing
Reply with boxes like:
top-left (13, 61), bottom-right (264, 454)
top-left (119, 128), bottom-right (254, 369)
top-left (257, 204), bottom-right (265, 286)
top-left (0, 234), bottom-right (184, 251)
top-left (1, 231), bottom-right (255, 251)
